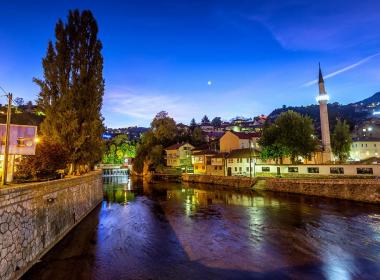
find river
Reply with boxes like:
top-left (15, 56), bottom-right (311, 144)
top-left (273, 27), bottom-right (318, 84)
top-left (23, 176), bottom-right (380, 280)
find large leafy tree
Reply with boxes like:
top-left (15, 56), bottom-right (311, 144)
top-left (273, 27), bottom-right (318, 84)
top-left (151, 111), bottom-right (178, 147)
top-left (331, 119), bottom-right (352, 162)
top-left (34, 10), bottom-right (104, 174)
top-left (259, 111), bottom-right (318, 163)
top-left (134, 112), bottom-right (178, 174)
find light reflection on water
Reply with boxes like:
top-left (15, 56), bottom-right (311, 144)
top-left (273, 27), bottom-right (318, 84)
top-left (23, 176), bottom-right (380, 280)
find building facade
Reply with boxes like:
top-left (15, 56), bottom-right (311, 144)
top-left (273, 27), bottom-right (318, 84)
top-left (350, 138), bottom-right (380, 162)
top-left (165, 143), bottom-right (194, 170)
top-left (225, 148), bottom-right (260, 177)
top-left (219, 131), bottom-right (260, 153)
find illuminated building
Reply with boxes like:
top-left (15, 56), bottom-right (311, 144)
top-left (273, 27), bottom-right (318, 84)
top-left (164, 142), bottom-right (194, 171)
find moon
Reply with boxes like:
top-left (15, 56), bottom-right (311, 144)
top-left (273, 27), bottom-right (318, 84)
top-left (207, 80), bottom-right (212, 86)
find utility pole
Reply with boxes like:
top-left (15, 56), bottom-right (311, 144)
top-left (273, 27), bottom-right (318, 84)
top-left (249, 138), bottom-right (252, 178)
top-left (2, 93), bottom-right (12, 185)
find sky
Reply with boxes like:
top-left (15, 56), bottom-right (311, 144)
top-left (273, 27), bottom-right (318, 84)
top-left (1, 0), bottom-right (380, 128)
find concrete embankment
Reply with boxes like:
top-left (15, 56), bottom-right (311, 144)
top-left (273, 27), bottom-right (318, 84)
top-left (263, 178), bottom-right (380, 203)
top-left (182, 174), bottom-right (380, 203)
top-left (182, 174), bottom-right (256, 188)
top-left (0, 171), bottom-right (103, 280)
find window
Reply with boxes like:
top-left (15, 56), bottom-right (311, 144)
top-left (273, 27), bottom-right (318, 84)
top-left (246, 167), bottom-right (249, 172)
top-left (288, 167), bottom-right (298, 173)
top-left (195, 166), bottom-right (198, 170)
top-left (375, 144), bottom-right (377, 147)
top-left (330, 167), bottom-right (344, 174)
top-left (202, 166), bottom-right (205, 170)
top-left (214, 166), bottom-right (217, 170)
top-left (307, 167), bottom-right (319, 173)
top-left (366, 144), bottom-right (368, 147)
top-left (246, 158), bottom-right (249, 163)
top-left (228, 159), bottom-right (233, 163)
top-left (239, 167), bottom-right (242, 172)
top-left (362, 144), bottom-right (364, 147)
top-left (357, 168), bottom-right (373, 174)
top-left (235, 167), bottom-right (237, 171)
top-left (219, 166), bottom-right (222, 170)
top-left (262, 167), bottom-right (270, 172)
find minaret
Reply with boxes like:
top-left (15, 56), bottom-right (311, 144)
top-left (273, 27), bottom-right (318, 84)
top-left (317, 63), bottom-right (332, 161)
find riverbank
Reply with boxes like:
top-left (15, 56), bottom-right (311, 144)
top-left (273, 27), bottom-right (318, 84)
top-left (182, 174), bottom-right (257, 188)
top-left (182, 174), bottom-right (380, 203)
top-left (0, 171), bottom-right (103, 280)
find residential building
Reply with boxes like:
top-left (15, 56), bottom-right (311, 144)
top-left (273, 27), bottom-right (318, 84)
top-left (219, 131), bottom-right (260, 153)
top-left (350, 137), bottom-right (380, 162)
top-left (191, 150), bottom-right (218, 174)
top-left (226, 148), bottom-right (260, 177)
top-left (165, 143), bottom-right (194, 171)
top-left (207, 154), bottom-right (226, 176)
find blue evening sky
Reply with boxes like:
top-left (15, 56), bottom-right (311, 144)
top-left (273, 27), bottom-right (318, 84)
top-left (1, 0), bottom-right (380, 127)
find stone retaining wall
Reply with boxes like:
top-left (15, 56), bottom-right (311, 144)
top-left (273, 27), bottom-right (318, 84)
top-left (265, 178), bottom-right (380, 203)
top-left (0, 171), bottom-right (103, 280)
top-left (182, 174), bottom-right (256, 188)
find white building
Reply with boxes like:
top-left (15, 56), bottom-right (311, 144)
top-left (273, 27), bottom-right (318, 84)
top-left (350, 138), bottom-right (380, 162)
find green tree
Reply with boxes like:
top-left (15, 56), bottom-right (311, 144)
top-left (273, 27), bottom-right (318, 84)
top-left (201, 115), bottom-right (210, 125)
top-left (331, 119), bottom-right (352, 162)
top-left (191, 126), bottom-right (204, 146)
top-left (34, 10), bottom-right (104, 174)
top-left (151, 111), bottom-right (177, 147)
top-left (134, 112), bottom-right (178, 174)
top-left (259, 111), bottom-right (318, 163)
top-left (211, 117), bottom-right (222, 127)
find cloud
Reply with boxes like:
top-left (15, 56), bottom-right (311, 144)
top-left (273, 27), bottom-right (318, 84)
top-left (244, 1), bottom-right (380, 51)
top-left (104, 87), bottom-right (198, 124)
top-left (302, 52), bottom-right (380, 87)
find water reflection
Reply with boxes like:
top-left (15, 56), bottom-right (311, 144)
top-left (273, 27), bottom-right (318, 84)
top-left (23, 176), bottom-right (380, 280)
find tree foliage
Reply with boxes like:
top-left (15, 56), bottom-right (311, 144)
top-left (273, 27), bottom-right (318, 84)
top-left (211, 117), bottom-right (222, 127)
top-left (134, 112), bottom-right (178, 174)
top-left (151, 111), bottom-right (177, 148)
top-left (331, 119), bottom-right (352, 162)
top-left (102, 134), bottom-right (136, 164)
top-left (34, 10), bottom-right (104, 174)
top-left (191, 126), bottom-right (203, 146)
top-left (259, 111), bottom-right (318, 163)
top-left (190, 118), bottom-right (197, 129)
top-left (201, 115), bottom-right (210, 125)
top-left (15, 140), bottom-right (68, 181)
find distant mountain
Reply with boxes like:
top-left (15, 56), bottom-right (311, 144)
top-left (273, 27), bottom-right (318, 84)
top-left (350, 91), bottom-right (380, 106)
top-left (268, 92), bottom-right (380, 134)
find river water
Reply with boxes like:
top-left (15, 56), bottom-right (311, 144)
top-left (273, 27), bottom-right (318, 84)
top-left (23, 176), bottom-right (380, 280)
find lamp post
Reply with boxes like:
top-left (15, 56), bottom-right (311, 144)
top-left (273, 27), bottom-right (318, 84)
top-left (2, 93), bottom-right (12, 185)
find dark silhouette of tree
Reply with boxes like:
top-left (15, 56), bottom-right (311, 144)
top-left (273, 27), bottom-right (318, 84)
top-left (191, 126), bottom-right (204, 146)
top-left (34, 10), bottom-right (104, 174)
top-left (201, 115), bottom-right (210, 125)
top-left (211, 117), bottom-right (222, 127)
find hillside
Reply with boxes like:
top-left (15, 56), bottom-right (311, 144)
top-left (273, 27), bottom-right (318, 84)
top-left (268, 92), bottom-right (380, 133)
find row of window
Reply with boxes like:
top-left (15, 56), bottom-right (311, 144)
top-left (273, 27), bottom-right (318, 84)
top-left (234, 167), bottom-right (253, 172)
top-left (228, 158), bottom-right (254, 163)
top-left (260, 166), bottom-right (374, 175)
top-left (352, 143), bottom-right (378, 148)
